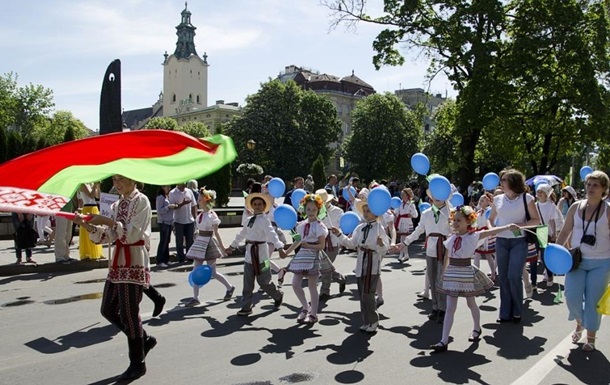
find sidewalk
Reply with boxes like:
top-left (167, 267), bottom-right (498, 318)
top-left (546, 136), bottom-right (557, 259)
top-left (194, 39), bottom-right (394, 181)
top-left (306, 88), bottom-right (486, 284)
top-left (0, 226), bottom-right (264, 277)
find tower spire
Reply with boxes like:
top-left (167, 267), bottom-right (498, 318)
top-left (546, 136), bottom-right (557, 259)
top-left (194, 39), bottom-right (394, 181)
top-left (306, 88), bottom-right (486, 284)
top-left (174, 3), bottom-right (197, 59)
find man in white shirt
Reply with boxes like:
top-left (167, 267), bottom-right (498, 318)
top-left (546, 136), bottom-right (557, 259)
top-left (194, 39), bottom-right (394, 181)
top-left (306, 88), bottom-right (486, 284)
top-left (168, 183), bottom-right (197, 263)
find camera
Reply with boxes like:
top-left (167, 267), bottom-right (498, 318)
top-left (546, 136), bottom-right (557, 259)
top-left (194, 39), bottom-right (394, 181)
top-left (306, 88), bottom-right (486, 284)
top-left (581, 234), bottom-right (596, 246)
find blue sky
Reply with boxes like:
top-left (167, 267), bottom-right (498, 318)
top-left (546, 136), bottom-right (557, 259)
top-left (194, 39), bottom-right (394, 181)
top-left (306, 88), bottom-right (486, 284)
top-left (0, 0), bottom-right (453, 131)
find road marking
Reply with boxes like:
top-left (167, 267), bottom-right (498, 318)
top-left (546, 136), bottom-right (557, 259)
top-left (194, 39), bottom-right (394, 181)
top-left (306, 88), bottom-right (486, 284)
top-left (509, 332), bottom-right (575, 385)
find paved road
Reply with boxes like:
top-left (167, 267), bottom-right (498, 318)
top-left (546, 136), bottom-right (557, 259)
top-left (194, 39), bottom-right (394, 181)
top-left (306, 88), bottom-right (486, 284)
top-left (1, 240), bottom-right (609, 385)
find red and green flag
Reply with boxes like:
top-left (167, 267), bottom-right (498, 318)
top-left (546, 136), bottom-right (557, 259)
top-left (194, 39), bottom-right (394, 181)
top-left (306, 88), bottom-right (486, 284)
top-left (0, 130), bottom-right (236, 216)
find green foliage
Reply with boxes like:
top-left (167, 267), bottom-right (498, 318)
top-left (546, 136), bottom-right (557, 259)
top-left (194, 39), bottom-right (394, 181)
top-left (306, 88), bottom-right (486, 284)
top-left (0, 126), bottom-right (7, 163)
top-left (32, 111), bottom-right (88, 146)
top-left (13, 80), bottom-right (54, 137)
top-left (64, 125), bottom-right (76, 142)
top-left (311, 154), bottom-right (326, 192)
top-left (178, 121), bottom-right (210, 138)
top-left (225, 79), bottom-right (341, 179)
top-left (343, 93), bottom-right (420, 181)
top-left (325, 0), bottom-right (610, 188)
top-left (143, 116), bottom-right (179, 130)
top-left (422, 101), bottom-right (459, 178)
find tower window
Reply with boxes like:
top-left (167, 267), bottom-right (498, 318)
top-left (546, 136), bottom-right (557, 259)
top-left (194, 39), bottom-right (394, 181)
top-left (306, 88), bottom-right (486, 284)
top-left (172, 94), bottom-right (176, 103)
top-left (190, 69), bottom-right (192, 78)
top-left (196, 95), bottom-right (200, 104)
top-left (189, 94), bottom-right (192, 102)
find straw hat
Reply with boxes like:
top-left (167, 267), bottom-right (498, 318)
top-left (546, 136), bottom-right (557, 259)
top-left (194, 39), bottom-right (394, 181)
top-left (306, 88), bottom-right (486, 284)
top-left (354, 199), bottom-right (379, 220)
top-left (245, 193), bottom-right (273, 213)
top-left (315, 189), bottom-right (335, 204)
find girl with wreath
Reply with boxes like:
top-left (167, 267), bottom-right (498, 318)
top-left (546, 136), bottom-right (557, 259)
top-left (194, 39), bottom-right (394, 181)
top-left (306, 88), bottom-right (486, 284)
top-left (430, 205), bottom-right (518, 352)
top-left (185, 189), bottom-right (235, 307)
top-left (280, 194), bottom-right (334, 324)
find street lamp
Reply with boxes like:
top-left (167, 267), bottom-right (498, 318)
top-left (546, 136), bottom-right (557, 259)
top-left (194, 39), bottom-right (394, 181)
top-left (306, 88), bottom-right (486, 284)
top-left (246, 139), bottom-right (256, 163)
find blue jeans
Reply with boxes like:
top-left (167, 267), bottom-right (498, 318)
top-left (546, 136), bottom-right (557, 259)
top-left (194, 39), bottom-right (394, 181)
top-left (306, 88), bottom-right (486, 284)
top-left (174, 222), bottom-right (194, 261)
top-left (156, 223), bottom-right (172, 264)
top-left (565, 257), bottom-right (610, 331)
top-left (496, 237), bottom-right (528, 319)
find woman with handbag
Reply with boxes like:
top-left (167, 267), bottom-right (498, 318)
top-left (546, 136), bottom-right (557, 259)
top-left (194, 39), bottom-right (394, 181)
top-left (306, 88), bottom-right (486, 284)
top-left (488, 169), bottom-right (540, 324)
top-left (556, 171), bottom-right (610, 352)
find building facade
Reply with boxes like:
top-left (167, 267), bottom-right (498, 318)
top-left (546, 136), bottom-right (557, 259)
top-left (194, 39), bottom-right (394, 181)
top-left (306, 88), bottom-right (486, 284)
top-left (278, 65), bottom-right (376, 172)
top-left (394, 88), bottom-right (447, 133)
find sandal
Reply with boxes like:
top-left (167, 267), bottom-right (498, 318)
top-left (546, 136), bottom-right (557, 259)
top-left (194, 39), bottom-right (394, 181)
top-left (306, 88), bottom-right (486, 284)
top-left (277, 268), bottom-right (287, 286)
top-left (304, 314), bottom-right (318, 324)
top-left (297, 309), bottom-right (308, 324)
top-left (572, 326), bottom-right (584, 344)
top-left (468, 329), bottom-right (482, 342)
top-left (582, 336), bottom-right (596, 352)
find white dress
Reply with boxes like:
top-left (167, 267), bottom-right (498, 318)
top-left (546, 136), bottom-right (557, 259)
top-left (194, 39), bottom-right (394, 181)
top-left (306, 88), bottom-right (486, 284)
top-left (186, 211), bottom-right (223, 260)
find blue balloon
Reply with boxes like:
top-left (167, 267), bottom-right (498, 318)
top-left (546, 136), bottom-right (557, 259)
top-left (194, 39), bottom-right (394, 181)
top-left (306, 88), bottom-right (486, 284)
top-left (342, 186), bottom-right (356, 201)
top-left (291, 188), bottom-right (307, 209)
top-left (191, 265), bottom-right (213, 286)
top-left (429, 176), bottom-right (451, 201)
top-left (411, 153), bottom-right (430, 175)
top-left (580, 166), bottom-right (593, 181)
top-left (544, 244), bottom-right (573, 275)
top-left (482, 172), bottom-right (500, 191)
top-left (274, 204), bottom-right (297, 230)
top-left (450, 192), bottom-right (464, 207)
top-left (419, 202), bottom-right (431, 212)
top-left (368, 187), bottom-right (391, 216)
top-left (390, 196), bottom-right (402, 209)
top-left (267, 177), bottom-right (285, 198)
top-left (484, 207), bottom-right (491, 219)
top-left (339, 212), bottom-right (360, 234)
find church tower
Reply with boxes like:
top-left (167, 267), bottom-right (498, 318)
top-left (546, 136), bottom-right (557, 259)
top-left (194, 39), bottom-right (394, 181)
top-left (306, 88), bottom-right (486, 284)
top-left (163, 2), bottom-right (209, 116)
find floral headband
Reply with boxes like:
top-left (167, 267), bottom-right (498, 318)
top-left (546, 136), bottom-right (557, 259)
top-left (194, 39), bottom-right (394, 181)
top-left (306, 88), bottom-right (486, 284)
top-left (298, 194), bottom-right (327, 220)
top-left (450, 205), bottom-right (478, 226)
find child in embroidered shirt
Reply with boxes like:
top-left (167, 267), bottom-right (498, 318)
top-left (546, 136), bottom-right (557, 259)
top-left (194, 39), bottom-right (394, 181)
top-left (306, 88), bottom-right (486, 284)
top-left (395, 188), bottom-right (418, 263)
top-left (226, 192), bottom-right (284, 316)
top-left (185, 189), bottom-right (234, 307)
top-left (430, 205), bottom-right (518, 352)
top-left (331, 200), bottom-right (389, 333)
top-left (279, 194), bottom-right (331, 324)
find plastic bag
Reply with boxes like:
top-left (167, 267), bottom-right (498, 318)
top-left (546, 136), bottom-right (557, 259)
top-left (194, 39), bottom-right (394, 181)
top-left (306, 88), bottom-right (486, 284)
top-left (597, 285), bottom-right (610, 315)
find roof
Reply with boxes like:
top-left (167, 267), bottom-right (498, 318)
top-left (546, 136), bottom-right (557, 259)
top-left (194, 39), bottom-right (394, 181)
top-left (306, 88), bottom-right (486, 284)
top-left (341, 73), bottom-right (373, 89)
top-left (122, 107), bottom-right (153, 128)
top-left (308, 73), bottom-right (340, 83)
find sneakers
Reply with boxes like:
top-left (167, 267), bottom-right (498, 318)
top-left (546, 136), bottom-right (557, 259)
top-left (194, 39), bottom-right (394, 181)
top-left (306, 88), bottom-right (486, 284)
top-left (365, 322), bottom-right (378, 333)
top-left (237, 307), bottom-right (252, 316)
top-left (157, 263), bottom-right (168, 268)
top-left (398, 255), bottom-right (409, 263)
top-left (185, 298), bottom-right (200, 307)
top-left (416, 290), bottom-right (430, 300)
top-left (274, 291), bottom-right (284, 308)
top-left (224, 286), bottom-right (235, 301)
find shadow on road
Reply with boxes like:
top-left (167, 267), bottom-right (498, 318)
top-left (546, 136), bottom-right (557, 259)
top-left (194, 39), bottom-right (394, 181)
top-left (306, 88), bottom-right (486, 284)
top-left (556, 346), bottom-right (610, 384)
top-left (410, 344), bottom-right (493, 385)
top-left (25, 323), bottom-right (119, 354)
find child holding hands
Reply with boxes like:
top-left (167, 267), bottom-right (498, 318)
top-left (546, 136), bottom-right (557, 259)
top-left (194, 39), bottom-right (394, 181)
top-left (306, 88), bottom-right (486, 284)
top-left (185, 189), bottom-right (234, 307)
top-left (331, 200), bottom-right (389, 333)
top-left (279, 194), bottom-right (333, 324)
top-left (430, 205), bottom-right (519, 352)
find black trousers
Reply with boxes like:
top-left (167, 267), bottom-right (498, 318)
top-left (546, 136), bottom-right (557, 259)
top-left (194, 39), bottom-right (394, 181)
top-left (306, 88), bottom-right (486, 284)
top-left (100, 280), bottom-right (144, 340)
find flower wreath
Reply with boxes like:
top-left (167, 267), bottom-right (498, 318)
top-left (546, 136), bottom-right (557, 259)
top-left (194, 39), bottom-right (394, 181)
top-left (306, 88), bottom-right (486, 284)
top-left (199, 188), bottom-right (216, 209)
top-left (298, 194), bottom-right (327, 220)
top-left (450, 205), bottom-right (478, 228)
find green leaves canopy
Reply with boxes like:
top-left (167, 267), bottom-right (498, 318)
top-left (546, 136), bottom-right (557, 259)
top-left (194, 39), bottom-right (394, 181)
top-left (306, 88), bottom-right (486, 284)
top-left (343, 93), bottom-right (420, 181)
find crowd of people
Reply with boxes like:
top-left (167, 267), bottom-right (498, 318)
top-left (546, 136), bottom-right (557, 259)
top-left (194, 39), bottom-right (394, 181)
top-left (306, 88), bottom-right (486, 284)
top-left (7, 168), bottom-right (610, 381)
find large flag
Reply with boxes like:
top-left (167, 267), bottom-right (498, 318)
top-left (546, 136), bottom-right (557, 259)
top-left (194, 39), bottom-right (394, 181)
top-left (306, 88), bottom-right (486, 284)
top-left (0, 130), bottom-right (236, 216)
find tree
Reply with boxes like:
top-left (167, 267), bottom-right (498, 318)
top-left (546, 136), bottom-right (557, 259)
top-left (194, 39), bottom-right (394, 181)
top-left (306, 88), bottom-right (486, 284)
top-left (63, 125), bottom-right (76, 142)
top-left (33, 111), bottom-right (88, 146)
top-left (0, 73), bottom-right (18, 131)
top-left (324, 0), bottom-right (508, 189)
top-left (422, 101), bottom-right (459, 178)
top-left (177, 121), bottom-right (210, 138)
top-left (311, 154), bottom-right (326, 192)
top-left (13, 81), bottom-right (54, 137)
top-left (225, 79), bottom-right (341, 179)
top-left (0, 126), bottom-right (7, 163)
top-left (143, 117), bottom-right (179, 130)
top-left (343, 93), bottom-right (420, 181)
